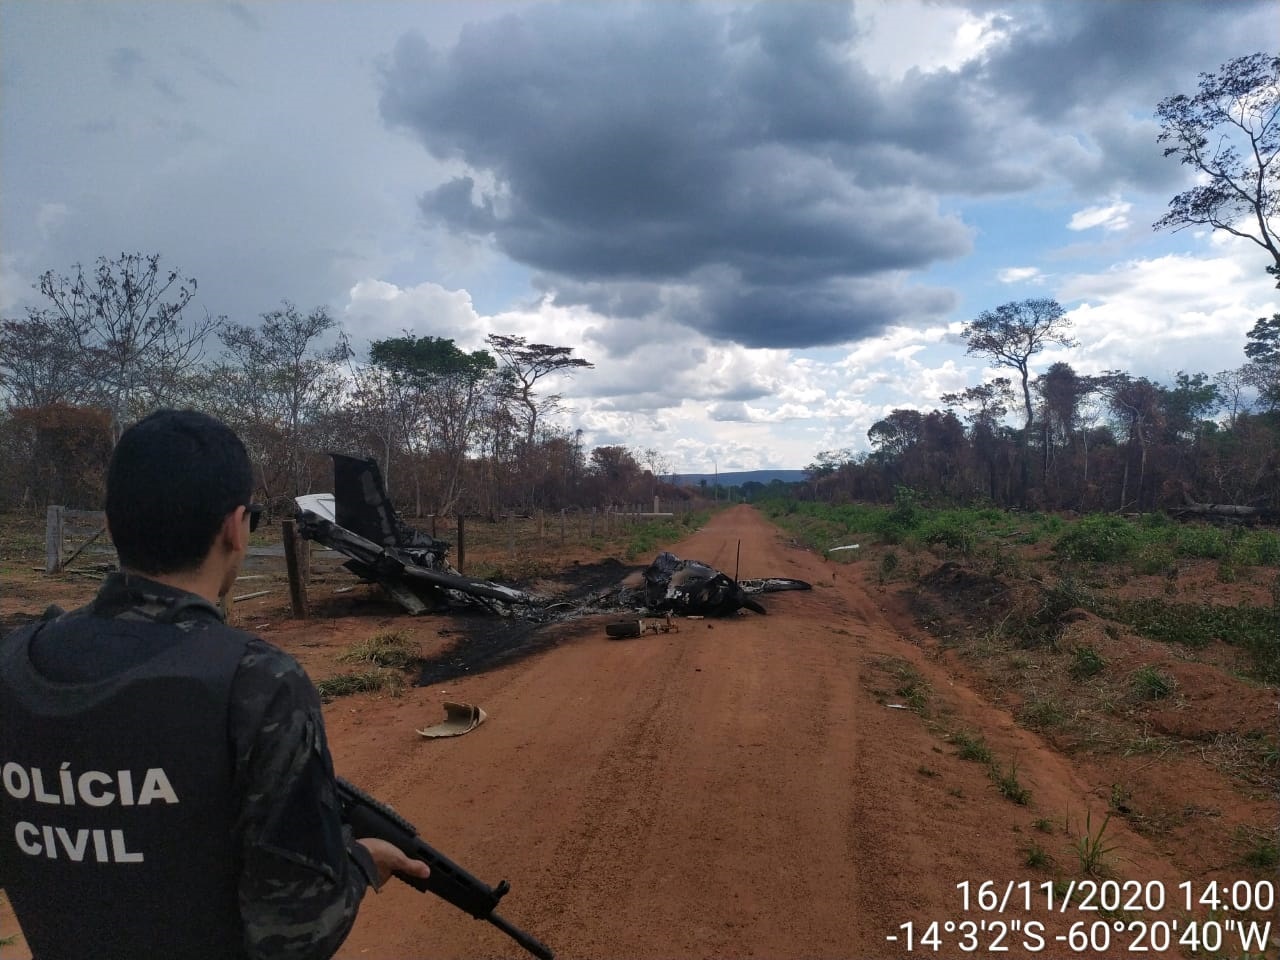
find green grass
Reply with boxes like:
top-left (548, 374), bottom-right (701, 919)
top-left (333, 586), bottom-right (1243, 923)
top-left (1088, 598), bottom-right (1280, 682)
top-left (1023, 841), bottom-right (1051, 869)
top-left (759, 496), bottom-right (1280, 573)
top-left (891, 661), bottom-right (931, 715)
top-left (1054, 515), bottom-right (1141, 563)
top-left (953, 731), bottom-right (993, 764)
top-left (1052, 513), bottom-right (1280, 568)
top-left (1131, 665), bottom-right (1176, 701)
top-left (1241, 834), bottom-right (1278, 869)
top-left (760, 492), bottom-right (1025, 556)
top-left (1019, 695), bottom-right (1069, 730)
top-left (759, 497), bottom-right (1280, 681)
top-left (314, 669), bottom-right (404, 701)
top-left (337, 631), bottom-right (420, 670)
top-left (989, 757), bottom-right (1031, 805)
top-left (622, 510), bottom-right (709, 560)
top-left (1069, 645), bottom-right (1105, 680)
top-left (1072, 810), bottom-right (1119, 877)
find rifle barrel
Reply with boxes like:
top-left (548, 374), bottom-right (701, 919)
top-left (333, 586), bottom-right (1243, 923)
top-left (489, 911), bottom-right (555, 960)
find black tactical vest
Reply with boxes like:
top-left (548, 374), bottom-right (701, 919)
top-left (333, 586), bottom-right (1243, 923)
top-left (0, 613), bottom-right (252, 959)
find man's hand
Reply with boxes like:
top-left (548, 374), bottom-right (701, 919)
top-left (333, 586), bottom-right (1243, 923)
top-left (357, 837), bottom-right (432, 887)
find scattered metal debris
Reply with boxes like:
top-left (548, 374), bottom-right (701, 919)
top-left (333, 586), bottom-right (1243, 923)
top-left (592, 551), bottom-right (811, 617)
top-left (296, 455), bottom-right (545, 617)
top-left (605, 613), bottom-right (678, 639)
top-left (416, 701), bottom-right (488, 738)
top-left (296, 454), bottom-right (812, 621)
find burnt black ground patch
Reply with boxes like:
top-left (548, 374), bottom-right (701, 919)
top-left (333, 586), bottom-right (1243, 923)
top-left (410, 561), bottom-right (640, 685)
top-left (414, 613), bottom-right (596, 687)
top-left (519, 557), bottom-right (638, 599)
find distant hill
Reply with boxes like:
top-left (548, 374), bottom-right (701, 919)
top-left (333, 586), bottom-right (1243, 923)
top-left (669, 469), bottom-right (807, 488)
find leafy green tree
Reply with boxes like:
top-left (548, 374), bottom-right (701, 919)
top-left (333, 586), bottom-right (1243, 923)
top-left (1242, 312), bottom-right (1280, 408)
top-left (1154, 52), bottom-right (1280, 286)
top-left (588, 445), bottom-right (644, 504)
top-left (1158, 371), bottom-right (1221, 442)
top-left (960, 299), bottom-right (1077, 429)
top-left (805, 448), bottom-right (854, 479)
top-left (368, 334), bottom-right (497, 514)
top-left (942, 377), bottom-right (1015, 429)
top-left (868, 409), bottom-right (925, 457)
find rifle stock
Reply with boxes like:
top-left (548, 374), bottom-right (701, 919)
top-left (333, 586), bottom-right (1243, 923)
top-left (336, 778), bottom-right (554, 960)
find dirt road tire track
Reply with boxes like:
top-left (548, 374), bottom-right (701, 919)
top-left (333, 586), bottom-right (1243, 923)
top-left (328, 505), bottom-right (1201, 959)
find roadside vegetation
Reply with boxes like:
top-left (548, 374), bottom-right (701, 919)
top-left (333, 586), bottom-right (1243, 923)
top-left (763, 490), bottom-right (1279, 894)
top-left (316, 631), bottom-right (422, 700)
top-left (761, 491), bottom-right (1280, 683)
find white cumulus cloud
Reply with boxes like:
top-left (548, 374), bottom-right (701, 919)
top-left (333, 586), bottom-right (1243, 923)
top-left (1067, 199), bottom-right (1132, 232)
top-left (997, 266), bottom-right (1044, 284)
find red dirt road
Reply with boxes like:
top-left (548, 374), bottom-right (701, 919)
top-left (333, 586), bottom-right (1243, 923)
top-left (327, 506), bottom-right (1195, 960)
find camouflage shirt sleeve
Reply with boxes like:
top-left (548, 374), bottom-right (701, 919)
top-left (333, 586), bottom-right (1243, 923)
top-left (230, 638), bottom-right (377, 960)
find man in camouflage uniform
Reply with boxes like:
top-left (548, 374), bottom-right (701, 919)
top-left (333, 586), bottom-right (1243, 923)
top-left (0, 409), bottom-right (427, 958)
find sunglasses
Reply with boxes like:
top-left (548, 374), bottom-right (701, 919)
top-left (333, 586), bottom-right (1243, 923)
top-left (246, 503), bottom-right (264, 533)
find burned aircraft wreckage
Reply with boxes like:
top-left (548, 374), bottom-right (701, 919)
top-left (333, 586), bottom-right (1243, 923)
top-left (294, 454), bottom-right (811, 621)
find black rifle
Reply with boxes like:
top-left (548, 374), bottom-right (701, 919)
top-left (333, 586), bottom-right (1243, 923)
top-left (336, 778), bottom-right (554, 960)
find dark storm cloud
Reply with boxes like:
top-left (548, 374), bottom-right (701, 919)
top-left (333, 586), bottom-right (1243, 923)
top-left (975, 0), bottom-right (1275, 123)
top-left (377, 0), bottom-right (1269, 349)
top-left (697, 277), bottom-right (958, 349)
top-left (379, 2), bottom-right (970, 349)
top-left (965, 0), bottom-right (1277, 191)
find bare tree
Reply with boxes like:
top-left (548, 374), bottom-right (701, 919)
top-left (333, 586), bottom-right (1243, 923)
top-left (1100, 373), bottom-right (1165, 511)
top-left (1154, 52), bottom-right (1280, 286)
top-left (34, 253), bottom-right (216, 436)
top-left (0, 315), bottom-right (93, 408)
top-left (1213, 366), bottom-right (1255, 427)
top-left (215, 302), bottom-right (351, 501)
top-left (640, 447), bottom-right (672, 494)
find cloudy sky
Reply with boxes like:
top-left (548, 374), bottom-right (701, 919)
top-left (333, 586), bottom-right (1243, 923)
top-left (2, 1), bottom-right (1277, 473)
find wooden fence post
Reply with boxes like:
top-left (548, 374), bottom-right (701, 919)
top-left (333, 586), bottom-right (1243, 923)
top-left (590, 507), bottom-right (596, 538)
top-left (281, 519), bottom-right (310, 619)
top-left (560, 508), bottom-right (566, 543)
top-left (300, 533), bottom-right (311, 585)
top-left (457, 514), bottom-right (466, 574)
top-left (44, 505), bottom-right (65, 574)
